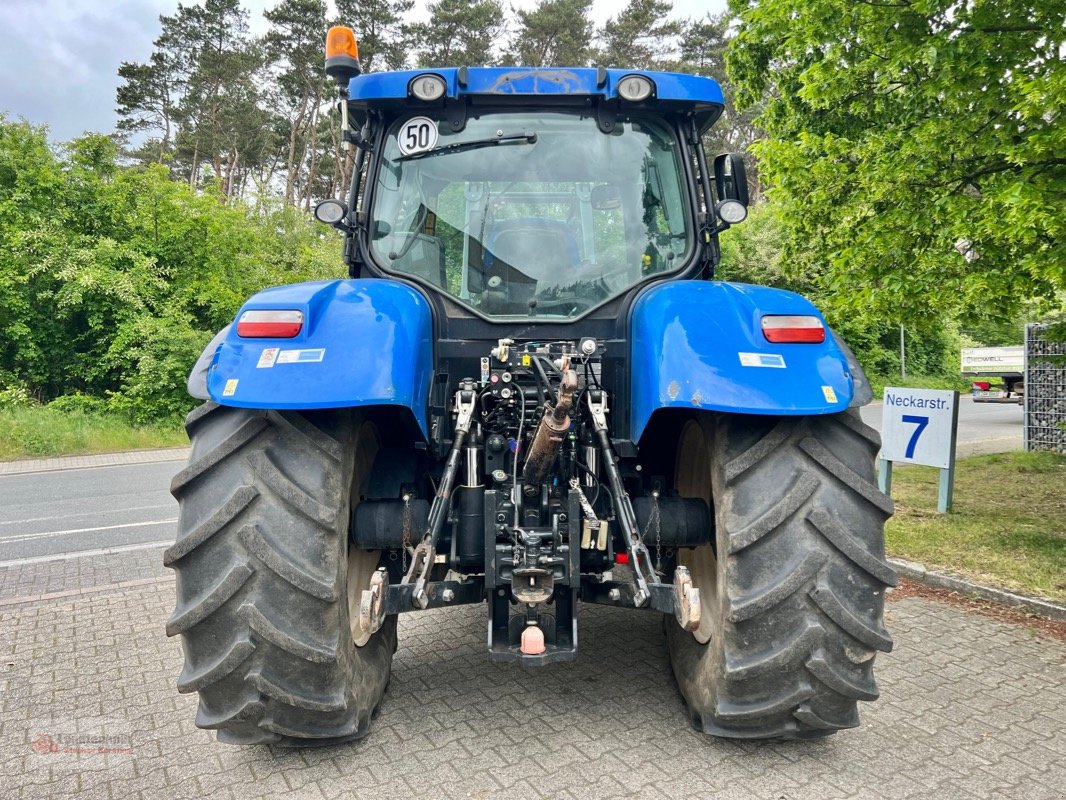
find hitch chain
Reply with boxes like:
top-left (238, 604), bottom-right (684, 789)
top-left (645, 488), bottom-right (662, 575)
top-left (401, 493), bottom-right (412, 574)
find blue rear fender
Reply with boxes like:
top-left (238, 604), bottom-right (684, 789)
top-left (629, 281), bottom-right (858, 442)
top-left (195, 279), bottom-right (434, 439)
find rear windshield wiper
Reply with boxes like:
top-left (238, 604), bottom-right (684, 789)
top-left (396, 130), bottom-right (538, 162)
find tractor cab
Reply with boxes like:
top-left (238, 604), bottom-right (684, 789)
top-left (316, 59), bottom-right (748, 322)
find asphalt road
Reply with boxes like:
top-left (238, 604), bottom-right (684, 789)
top-left (0, 461), bottom-right (181, 564)
top-left (0, 396), bottom-right (1022, 566)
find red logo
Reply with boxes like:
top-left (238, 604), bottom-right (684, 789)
top-left (31, 733), bottom-right (59, 754)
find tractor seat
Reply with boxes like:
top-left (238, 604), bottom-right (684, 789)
top-left (483, 218), bottom-right (581, 285)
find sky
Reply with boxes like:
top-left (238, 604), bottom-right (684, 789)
top-left (0, 0), bottom-right (727, 142)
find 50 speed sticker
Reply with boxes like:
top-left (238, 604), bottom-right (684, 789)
top-left (397, 116), bottom-right (438, 156)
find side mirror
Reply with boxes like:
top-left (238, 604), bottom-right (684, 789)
top-left (314, 199), bottom-right (350, 231)
top-left (713, 153), bottom-right (749, 207)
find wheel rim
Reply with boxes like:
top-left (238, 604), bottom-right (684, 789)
top-left (347, 422), bottom-right (381, 647)
top-left (675, 419), bottom-right (718, 645)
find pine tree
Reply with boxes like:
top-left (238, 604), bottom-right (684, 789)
top-left (412, 0), bottom-right (505, 68)
top-left (504, 0), bottom-right (594, 67)
top-left (335, 0), bottom-right (414, 72)
top-left (597, 0), bottom-right (681, 69)
top-left (677, 12), bottom-right (728, 81)
top-left (264, 0), bottom-right (330, 206)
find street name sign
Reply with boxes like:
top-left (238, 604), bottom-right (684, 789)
top-left (879, 387), bottom-right (960, 512)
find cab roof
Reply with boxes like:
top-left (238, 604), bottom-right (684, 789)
top-left (348, 67), bottom-right (724, 131)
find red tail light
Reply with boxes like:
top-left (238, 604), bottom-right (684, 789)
top-left (973, 381), bottom-right (991, 391)
top-left (236, 309), bottom-right (304, 338)
top-left (761, 315), bottom-right (826, 343)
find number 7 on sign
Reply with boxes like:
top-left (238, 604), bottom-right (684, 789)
top-left (901, 414), bottom-right (929, 459)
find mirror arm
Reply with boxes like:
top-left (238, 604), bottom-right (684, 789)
top-left (689, 119), bottom-right (719, 277)
top-left (343, 117), bottom-right (375, 278)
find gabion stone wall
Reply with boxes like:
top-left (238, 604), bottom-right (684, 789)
top-left (1025, 323), bottom-right (1066, 453)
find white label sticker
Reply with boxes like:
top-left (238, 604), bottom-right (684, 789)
top-left (277, 348), bottom-right (325, 364)
top-left (396, 116), bottom-right (439, 156)
top-left (256, 348), bottom-right (280, 368)
top-left (222, 379), bottom-right (239, 397)
top-left (739, 352), bottom-right (786, 368)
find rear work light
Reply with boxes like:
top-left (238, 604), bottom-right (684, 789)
top-left (761, 315), bottom-right (826, 343)
top-left (236, 309), bottom-right (304, 338)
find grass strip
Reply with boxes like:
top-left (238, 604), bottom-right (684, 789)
top-left (0, 407), bottom-right (186, 461)
top-left (886, 451), bottom-right (1066, 603)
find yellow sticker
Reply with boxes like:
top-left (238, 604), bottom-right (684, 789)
top-left (822, 385), bottom-right (838, 403)
top-left (521, 353), bottom-right (531, 366)
top-left (223, 379), bottom-right (239, 397)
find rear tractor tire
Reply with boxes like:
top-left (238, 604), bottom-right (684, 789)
top-left (667, 409), bottom-right (897, 739)
top-left (165, 403), bottom-right (396, 746)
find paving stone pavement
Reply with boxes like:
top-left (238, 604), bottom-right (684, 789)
top-left (0, 558), bottom-right (1064, 800)
top-left (0, 448), bottom-right (189, 476)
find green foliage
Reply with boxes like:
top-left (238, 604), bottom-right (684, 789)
top-left (0, 118), bottom-right (342, 422)
top-left (727, 0), bottom-right (1066, 326)
top-left (504, 0), bottom-right (594, 67)
top-left (598, 0), bottom-right (681, 70)
top-left (717, 202), bottom-right (806, 291)
top-left (0, 406), bottom-right (186, 461)
top-left (336, 0), bottom-right (414, 72)
top-left (412, 0), bottom-right (505, 67)
top-left (46, 393), bottom-right (110, 415)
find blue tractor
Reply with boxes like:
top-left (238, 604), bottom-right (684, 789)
top-left (166, 25), bottom-right (896, 746)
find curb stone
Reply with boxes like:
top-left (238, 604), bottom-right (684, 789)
top-left (889, 556), bottom-right (1066, 622)
top-left (0, 447), bottom-right (190, 476)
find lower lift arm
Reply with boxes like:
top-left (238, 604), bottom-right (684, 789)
top-left (586, 389), bottom-right (700, 631)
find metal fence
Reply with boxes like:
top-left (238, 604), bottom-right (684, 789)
top-left (1024, 323), bottom-right (1066, 453)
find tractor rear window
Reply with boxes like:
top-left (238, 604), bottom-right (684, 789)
top-left (369, 111), bottom-right (693, 319)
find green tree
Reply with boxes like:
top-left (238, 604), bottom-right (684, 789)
top-left (504, 0), bottom-right (594, 67)
top-left (412, 0), bottom-right (505, 68)
top-left (0, 119), bottom-right (340, 420)
top-left (264, 0), bottom-right (330, 206)
top-left (677, 12), bottom-right (727, 81)
top-left (727, 0), bottom-right (1066, 326)
top-left (115, 51), bottom-right (184, 163)
top-left (674, 12), bottom-right (762, 197)
top-left (336, 0), bottom-right (414, 72)
top-left (597, 0), bottom-right (680, 70)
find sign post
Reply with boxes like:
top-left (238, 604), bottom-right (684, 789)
top-left (879, 388), bottom-right (959, 513)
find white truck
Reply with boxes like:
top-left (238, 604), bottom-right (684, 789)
top-left (961, 346), bottom-right (1024, 403)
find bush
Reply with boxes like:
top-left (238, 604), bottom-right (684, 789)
top-left (0, 385), bottom-right (36, 410)
top-left (0, 120), bottom-right (344, 422)
top-left (47, 393), bottom-right (110, 415)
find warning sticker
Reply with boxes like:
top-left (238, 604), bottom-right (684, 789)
top-left (738, 352), bottom-right (786, 369)
top-left (222, 378), bottom-right (239, 397)
top-left (822, 385), bottom-right (838, 403)
top-left (277, 348), bottom-right (325, 364)
top-left (257, 348), bottom-right (280, 368)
